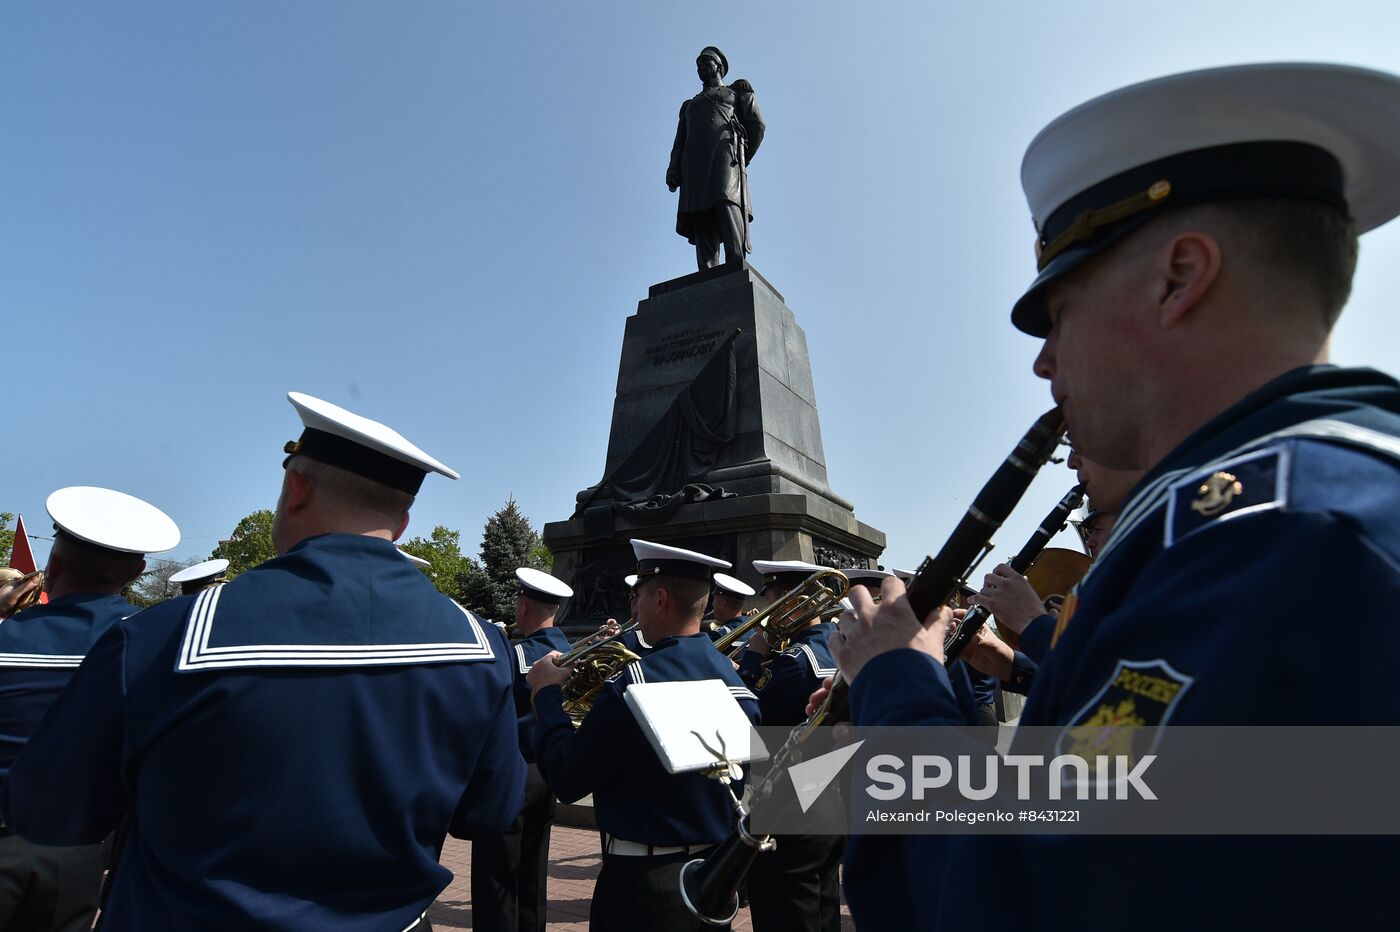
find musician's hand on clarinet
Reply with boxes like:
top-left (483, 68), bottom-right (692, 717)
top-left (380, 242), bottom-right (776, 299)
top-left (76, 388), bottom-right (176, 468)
top-left (526, 651), bottom-right (570, 695)
top-left (961, 624), bottom-right (1016, 680)
top-left (968, 564), bottom-right (1044, 634)
top-left (832, 576), bottom-right (950, 683)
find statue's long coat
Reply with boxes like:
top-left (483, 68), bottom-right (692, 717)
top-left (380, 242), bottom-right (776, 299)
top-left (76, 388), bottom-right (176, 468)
top-left (668, 85), bottom-right (766, 245)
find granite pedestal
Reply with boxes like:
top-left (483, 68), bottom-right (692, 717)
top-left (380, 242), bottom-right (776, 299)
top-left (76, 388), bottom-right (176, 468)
top-left (545, 262), bottom-right (884, 626)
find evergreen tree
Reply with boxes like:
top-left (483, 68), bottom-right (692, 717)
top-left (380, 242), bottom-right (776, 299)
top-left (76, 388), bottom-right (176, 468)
top-left (462, 498), bottom-right (551, 623)
top-left (211, 510), bottom-right (277, 578)
top-left (398, 526), bottom-right (479, 602)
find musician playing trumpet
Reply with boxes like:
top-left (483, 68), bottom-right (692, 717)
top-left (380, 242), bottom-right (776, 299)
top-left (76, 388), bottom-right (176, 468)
top-left (706, 572), bottom-right (757, 647)
top-left (526, 540), bottom-right (759, 931)
top-left (0, 570), bottom-right (44, 619)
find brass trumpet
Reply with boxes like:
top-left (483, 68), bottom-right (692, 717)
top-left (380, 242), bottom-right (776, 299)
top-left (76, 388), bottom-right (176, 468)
top-left (557, 618), bottom-right (642, 726)
top-left (0, 569), bottom-right (44, 615)
top-left (712, 570), bottom-right (850, 657)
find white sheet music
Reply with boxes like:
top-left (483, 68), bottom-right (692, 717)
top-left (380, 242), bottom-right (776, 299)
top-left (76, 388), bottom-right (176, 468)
top-left (623, 679), bottom-right (769, 775)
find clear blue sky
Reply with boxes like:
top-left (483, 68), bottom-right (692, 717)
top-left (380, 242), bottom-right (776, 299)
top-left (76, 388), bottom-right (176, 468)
top-left (4, 1), bottom-right (1398, 572)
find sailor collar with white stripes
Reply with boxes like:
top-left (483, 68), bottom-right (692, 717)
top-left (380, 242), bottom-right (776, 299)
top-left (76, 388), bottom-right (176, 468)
top-left (1080, 367), bottom-right (1396, 572)
top-left (177, 585), bottom-right (497, 671)
top-left (1086, 432), bottom-right (1397, 596)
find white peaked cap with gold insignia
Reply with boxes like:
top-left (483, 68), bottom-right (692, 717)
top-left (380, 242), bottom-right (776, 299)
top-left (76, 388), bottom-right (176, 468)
top-left (712, 572), bottom-right (756, 599)
top-left (752, 559), bottom-right (829, 590)
top-left (631, 539), bottom-right (730, 582)
top-left (284, 392), bottom-right (459, 494)
top-left (46, 487), bottom-right (180, 555)
top-left (170, 559), bottom-right (230, 586)
top-left (516, 567), bottom-right (573, 604)
top-left (1014, 62), bottom-right (1400, 336)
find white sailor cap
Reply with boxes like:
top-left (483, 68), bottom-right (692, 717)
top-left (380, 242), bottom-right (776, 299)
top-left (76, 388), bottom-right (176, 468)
top-left (1013, 62), bottom-right (1400, 336)
top-left (397, 548), bottom-right (431, 569)
top-left (752, 559), bottom-right (830, 590)
top-left (516, 567), bottom-right (573, 604)
top-left (845, 567), bottom-right (894, 585)
top-left (283, 392), bottom-right (459, 495)
top-left (890, 568), bottom-right (916, 582)
top-left (170, 558), bottom-right (229, 593)
top-left (630, 539), bottom-right (731, 582)
top-left (712, 572), bottom-right (756, 599)
top-left (46, 487), bottom-right (180, 555)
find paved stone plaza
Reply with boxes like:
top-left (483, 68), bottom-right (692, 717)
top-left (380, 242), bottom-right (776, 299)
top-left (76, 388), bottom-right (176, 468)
top-left (429, 826), bottom-right (855, 930)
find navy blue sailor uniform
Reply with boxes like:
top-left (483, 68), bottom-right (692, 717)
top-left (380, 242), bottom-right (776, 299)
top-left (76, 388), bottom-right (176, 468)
top-left (0, 534), bottom-right (527, 931)
top-left (737, 622), bottom-right (837, 726)
top-left (618, 624), bottom-right (657, 657)
top-left (0, 593), bottom-right (137, 777)
top-left (843, 365), bottom-right (1400, 929)
top-left (707, 614), bottom-right (743, 638)
top-left (471, 624), bottom-right (572, 932)
top-left (707, 616), bottom-right (751, 653)
top-left (999, 613), bottom-right (1056, 695)
top-left (0, 592), bottom-right (136, 930)
top-left (533, 633), bottom-right (760, 931)
top-left (739, 622), bottom-right (847, 932)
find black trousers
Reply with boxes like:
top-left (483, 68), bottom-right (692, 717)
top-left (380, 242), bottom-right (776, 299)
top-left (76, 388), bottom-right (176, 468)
top-left (471, 762), bottom-right (555, 932)
top-left (693, 203), bottom-right (746, 269)
top-left (744, 832), bottom-right (845, 932)
top-left (590, 850), bottom-right (727, 932)
top-left (0, 834), bottom-right (105, 932)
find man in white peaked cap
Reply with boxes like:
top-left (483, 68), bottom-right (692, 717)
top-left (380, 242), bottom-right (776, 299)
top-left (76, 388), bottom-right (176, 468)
top-left (833, 63), bottom-right (1400, 929)
top-left (471, 567), bottom-right (573, 932)
top-left (0, 486), bottom-right (177, 932)
top-left (527, 540), bottom-right (760, 930)
top-left (2, 393), bottom-right (525, 931)
top-left (167, 558), bottom-right (229, 597)
top-left (705, 571), bottom-right (755, 644)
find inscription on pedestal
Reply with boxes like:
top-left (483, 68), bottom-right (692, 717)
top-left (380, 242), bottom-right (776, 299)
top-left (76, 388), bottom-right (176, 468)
top-left (643, 326), bottom-right (729, 367)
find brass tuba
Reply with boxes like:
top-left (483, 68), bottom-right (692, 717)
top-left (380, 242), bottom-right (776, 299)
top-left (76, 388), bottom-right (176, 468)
top-left (557, 619), bottom-right (642, 727)
top-left (711, 570), bottom-right (850, 657)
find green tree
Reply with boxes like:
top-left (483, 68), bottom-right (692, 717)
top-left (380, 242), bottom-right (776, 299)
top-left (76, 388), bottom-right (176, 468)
top-left (461, 499), bottom-right (551, 623)
top-left (399, 526), bottom-right (479, 601)
top-left (0, 513), bottom-right (14, 566)
top-left (211, 510), bottom-right (277, 578)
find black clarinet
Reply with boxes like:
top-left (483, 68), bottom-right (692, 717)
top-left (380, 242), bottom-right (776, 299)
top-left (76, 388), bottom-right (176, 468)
top-left (943, 482), bottom-right (1085, 663)
top-left (679, 407), bottom-right (1065, 926)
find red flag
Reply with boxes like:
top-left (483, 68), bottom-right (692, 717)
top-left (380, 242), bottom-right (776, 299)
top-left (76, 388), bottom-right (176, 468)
top-left (8, 514), bottom-right (47, 604)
